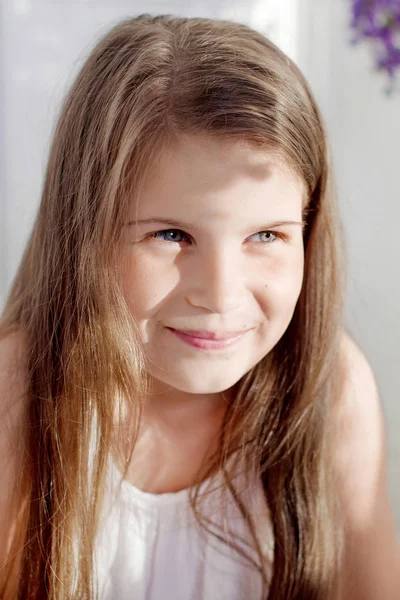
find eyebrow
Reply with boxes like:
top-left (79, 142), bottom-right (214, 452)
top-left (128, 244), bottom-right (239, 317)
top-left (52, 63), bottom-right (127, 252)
top-left (126, 218), bottom-right (305, 230)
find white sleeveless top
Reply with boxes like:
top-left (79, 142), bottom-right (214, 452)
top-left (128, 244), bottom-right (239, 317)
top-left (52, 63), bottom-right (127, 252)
top-left (94, 456), bottom-right (274, 600)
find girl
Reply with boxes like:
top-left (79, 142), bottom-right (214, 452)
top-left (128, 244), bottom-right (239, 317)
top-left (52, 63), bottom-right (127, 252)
top-left (0, 13), bottom-right (399, 600)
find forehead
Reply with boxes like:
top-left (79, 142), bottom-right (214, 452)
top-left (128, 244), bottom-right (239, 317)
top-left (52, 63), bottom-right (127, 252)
top-left (132, 134), bottom-right (305, 221)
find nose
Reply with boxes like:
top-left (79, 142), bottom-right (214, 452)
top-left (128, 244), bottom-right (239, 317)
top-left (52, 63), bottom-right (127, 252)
top-left (185, 245), bottom-right (245, 314)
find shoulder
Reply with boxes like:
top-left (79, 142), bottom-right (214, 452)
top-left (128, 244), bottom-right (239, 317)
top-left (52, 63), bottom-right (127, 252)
top-left (333, 329), bottom-right (387, 523)
top-left (332, 330), bottom-right (400, 599)
top-left (0, 327), bottom-right (29, 466)
top-left (0, 327), bottom-right (29, 417)
top-left (334, 331), bottom-right (383, 490)
top-left (338, 329), bottom-right (377, 393)
top-left (0, 326), bottom-right (28, 376)
top-left (0, 328), bottom-right (29, 594)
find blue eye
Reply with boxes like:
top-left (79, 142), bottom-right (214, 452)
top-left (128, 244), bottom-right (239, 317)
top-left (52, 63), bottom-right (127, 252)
top-left (151, 229), bottom-right (190, 243)
top-left (149, 229), bottom-right (282, 244)
top-left (250, 231), bottom-right (278, 243)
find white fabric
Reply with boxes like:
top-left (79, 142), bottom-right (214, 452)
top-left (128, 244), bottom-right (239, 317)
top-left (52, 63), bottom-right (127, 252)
top-left (94, 456), bottom-right (274, 600)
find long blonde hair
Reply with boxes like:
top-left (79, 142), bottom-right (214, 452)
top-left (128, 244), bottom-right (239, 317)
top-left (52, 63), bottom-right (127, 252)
top-left (1, 15), bottom-right (346, 599)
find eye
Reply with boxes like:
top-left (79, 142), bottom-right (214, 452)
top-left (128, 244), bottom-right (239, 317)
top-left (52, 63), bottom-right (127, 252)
top-left (150, 229), bottom-right (191, 243)
top-left (146, 228), bottom-right (284, 245)
top-left (248, 231), bottom-right (281, 244)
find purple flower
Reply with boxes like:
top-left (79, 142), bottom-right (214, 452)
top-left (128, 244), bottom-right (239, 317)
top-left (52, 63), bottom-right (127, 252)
top-left (350, 0), bottom-right (400, 88)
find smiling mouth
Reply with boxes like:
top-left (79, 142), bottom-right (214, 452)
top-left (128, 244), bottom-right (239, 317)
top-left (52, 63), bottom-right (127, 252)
top-left (166, 327), bottom-right (250, 350)
top-left (166, 328), bottom-right (251, 341)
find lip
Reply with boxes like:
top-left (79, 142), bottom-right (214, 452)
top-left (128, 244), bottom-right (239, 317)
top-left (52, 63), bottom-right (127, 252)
top-left (166, 327), bottom-right (251, 350)
top-left (167, 328), bottom-right (250, 340)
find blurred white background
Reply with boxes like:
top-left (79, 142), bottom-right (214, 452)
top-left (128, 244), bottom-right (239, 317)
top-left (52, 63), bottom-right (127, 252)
top-left (0, 0), bottom-right (399, 530)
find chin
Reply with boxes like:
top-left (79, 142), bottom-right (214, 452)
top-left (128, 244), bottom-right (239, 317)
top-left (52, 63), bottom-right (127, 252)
top-left (152, 369), bottom-right (244, 395)
top-left (180, 380), bottom-right (237, 395)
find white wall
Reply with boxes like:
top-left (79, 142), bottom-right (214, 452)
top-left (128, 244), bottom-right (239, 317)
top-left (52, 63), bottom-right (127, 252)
top-left (297, 0), bottom-right (400, 530)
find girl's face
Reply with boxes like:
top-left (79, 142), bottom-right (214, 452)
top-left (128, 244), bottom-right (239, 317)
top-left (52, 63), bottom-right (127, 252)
top-left (122, 134), bottom-right (305, 394)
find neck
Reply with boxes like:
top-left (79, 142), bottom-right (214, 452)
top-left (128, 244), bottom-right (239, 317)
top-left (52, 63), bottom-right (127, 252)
top-left (142, 378), bottom-right (232, 430)
top-left (115, 380), bottom-right (233, 493)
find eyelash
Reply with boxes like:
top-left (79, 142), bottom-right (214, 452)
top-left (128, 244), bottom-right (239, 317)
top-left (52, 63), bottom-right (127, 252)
top-left (149, 228), bottom-right (285, 244)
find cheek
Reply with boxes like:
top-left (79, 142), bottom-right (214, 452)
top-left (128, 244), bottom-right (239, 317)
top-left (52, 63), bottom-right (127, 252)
top-left (120, 252), bottom-right (176, 318)
top-left (256, 252), bottom-right (304, 314)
